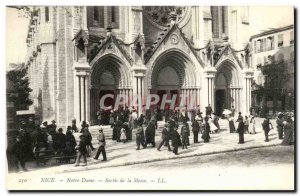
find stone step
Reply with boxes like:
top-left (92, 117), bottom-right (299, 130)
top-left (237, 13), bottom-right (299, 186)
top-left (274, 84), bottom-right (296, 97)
top-left (76, 120), bottom-right (230, 145)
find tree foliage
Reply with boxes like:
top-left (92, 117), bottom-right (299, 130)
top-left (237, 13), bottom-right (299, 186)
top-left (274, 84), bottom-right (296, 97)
top-left (6, 64), bottom-right (33, 111)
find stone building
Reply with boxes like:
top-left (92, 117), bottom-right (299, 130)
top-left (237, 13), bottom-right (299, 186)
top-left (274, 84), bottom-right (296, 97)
top-left (25, 6), bottom-right (254, 127)
top-left (250, 25), bottom-right (294, 116)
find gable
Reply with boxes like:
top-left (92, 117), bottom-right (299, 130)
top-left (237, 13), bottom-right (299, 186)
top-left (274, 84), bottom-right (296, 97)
top-left (89, 35), bottom-right (134, 67)
top-left (214, 45), bottom-right (243, 70)
top-left (144, 24), bottom-right (204, 66)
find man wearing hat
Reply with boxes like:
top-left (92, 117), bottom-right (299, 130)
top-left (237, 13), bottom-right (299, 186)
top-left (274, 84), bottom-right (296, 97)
top-left (40, 121), bottom-right (49, 135)
top-left (276, 113), bottom-right (284, 139)
top-left (94, 128), bottom-right (107, 161)
top-left (157, 123), bottom-right (171, 151)
top-left (48, 120), bottom-right (57, 136)
top-left (145, 119), bottom-right (156, 147)
top-left (262, 116), bottom-right (273, 142)
top-left (236, 115), bottom-right (245, 144)
top-left (12, 135), bottom-right (28, 172)
top-left (191, 119), bottom-right (200, 143)
top-left (136, 123), bottom-right (146, 150)
top-left (171, 127), bottom-right (180, 155)
top-left (195, 112), bottom-right (203, 134)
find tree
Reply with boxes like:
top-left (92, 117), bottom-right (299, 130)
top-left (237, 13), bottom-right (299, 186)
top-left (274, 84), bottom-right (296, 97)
top-left (6, 63), bottom-right (33, 111)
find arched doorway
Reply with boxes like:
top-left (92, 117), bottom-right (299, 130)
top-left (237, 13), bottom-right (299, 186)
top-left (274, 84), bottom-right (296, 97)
top-left (215, 72), bottom-right (227, 116)
top-left (90, 55), bottom-right (132, 125)
top-left (215, 60), bottom-right (241, 116)
top-left (149, 50), bottom-right (200, 112)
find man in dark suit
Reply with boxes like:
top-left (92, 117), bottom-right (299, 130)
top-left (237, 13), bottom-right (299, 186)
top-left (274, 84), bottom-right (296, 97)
top-left (206, 104), bottom-right (212, 116)
top-left (136, 123), bottom-right (146, 150)
top-left (276, 114), bottom-right (284, 139)
top-left (12, 135), bottom-right (28, 172)
top-left (191, 119), bottom-right (200, 143)
top-left (171, 128), bottom-right (180, 155)
top-left (94, 128), bottom-right (107, 161)
top-left (236, 116), bottom-right (245, 144)
top-left (145, 119), bottom-right (156, 147)
top-left (262, 117), bottom-right (273, 142)
top-left (157, 124), bottom-right (171, 151)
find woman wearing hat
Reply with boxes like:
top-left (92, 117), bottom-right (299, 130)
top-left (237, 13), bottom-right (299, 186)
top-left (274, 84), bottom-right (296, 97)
top-left (201, 117), bottom-right (211, 143)
top-left (282, 116), bottom-right (294, 145)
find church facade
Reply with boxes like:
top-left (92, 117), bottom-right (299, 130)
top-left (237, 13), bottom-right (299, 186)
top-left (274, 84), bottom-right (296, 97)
top-left (25, 6), bottom-right (254, 127)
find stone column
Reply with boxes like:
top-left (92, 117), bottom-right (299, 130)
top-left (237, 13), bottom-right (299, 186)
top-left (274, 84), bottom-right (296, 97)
top-left (132, 65), bottom-right (147, 115)
top-left (73, 63), bottom-right (91, 125)
top-left (204, 67), bottom-right (217, 111)
top-left (85, 73), bottom-right (91, 123)
top-left (242, 69), bottom-right (254, 115)
top-left (80, 76), bottom-right (85, 121)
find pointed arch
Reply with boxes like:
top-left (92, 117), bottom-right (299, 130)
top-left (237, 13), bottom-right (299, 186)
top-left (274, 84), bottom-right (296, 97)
top-left (91, 54), bottom-right (132, 88)
top-left (147, 49), bottom-right (201, 89)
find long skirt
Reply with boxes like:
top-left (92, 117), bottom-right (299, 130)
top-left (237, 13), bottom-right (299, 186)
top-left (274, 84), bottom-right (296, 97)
top-left (201, 131), bottom-right (210, 142)
top-left (282, 130), bottom-right (293, 145)
top-left (112, 127), bottom-right (118, 140)
top-left (210, 122), bottom-right (218, 132)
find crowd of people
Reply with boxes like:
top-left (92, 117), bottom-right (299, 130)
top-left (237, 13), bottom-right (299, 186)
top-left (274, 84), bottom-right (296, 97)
top-left (10, 104), bottom-right (294, 172)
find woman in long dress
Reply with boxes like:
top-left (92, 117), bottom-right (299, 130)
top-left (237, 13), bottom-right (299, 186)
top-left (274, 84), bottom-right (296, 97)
top-left (202, 117), bottom-right (211, 143)
top-left (209, 116), bottom-right (218, 134)
top-left (282, 116), bottom-right (294, 145)
top-left (249, 116), bottom-right (256, 134)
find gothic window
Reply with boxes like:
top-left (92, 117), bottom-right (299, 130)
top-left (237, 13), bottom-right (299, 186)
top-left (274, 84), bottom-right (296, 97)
top-left (135, 42), bottom-right (143, 64)
top-left (77, 38), bottom-right (86, 60)
top-left (111, 6), bottom-right (116, 23)
top-left (211, 6), bottom-right (228, 38)
top-left (93, 6), bottom-right (104, 28)
top-left (143, 6), bottom-right (187, 28)
top-left (278, 34), bottom-right (284, 48)
top-left (45, 7), bottom-right (49, 22)
top-left (108, 6), bottom-right (119, 28)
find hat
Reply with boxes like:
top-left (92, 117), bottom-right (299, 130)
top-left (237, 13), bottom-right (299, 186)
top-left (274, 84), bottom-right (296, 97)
top-left (52, 120), bottom-right (56, 123)
top-left (67, 126), bottom-right (72, 130)
top-left (58, 128), bottom-right (63, 132)
top-left (99, 128), bottom-right (103, 132)
top-left (42, 121), bottom-right (48, 125)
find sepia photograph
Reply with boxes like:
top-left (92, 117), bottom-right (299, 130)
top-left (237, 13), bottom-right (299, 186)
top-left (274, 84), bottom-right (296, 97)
top-left (5, 3), bottom-right (295, 191)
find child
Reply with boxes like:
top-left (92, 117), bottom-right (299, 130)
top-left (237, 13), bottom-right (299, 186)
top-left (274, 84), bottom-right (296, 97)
top-left (120, 127), bottom-right (127, 143)
top-left (74, 135), bottom-right (87, 167)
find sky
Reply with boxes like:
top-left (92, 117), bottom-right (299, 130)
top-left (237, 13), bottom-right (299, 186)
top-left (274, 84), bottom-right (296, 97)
top-left (5, 6), bottom-right (294, 69)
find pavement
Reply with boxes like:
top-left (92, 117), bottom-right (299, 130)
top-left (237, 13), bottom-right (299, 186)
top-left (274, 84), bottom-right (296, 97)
top-left (9, 118), bottom-right (290, 175)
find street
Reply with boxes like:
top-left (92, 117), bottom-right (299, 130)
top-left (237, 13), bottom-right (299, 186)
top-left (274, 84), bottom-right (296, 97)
top-left (8, 145), bottom-right (294, 190)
